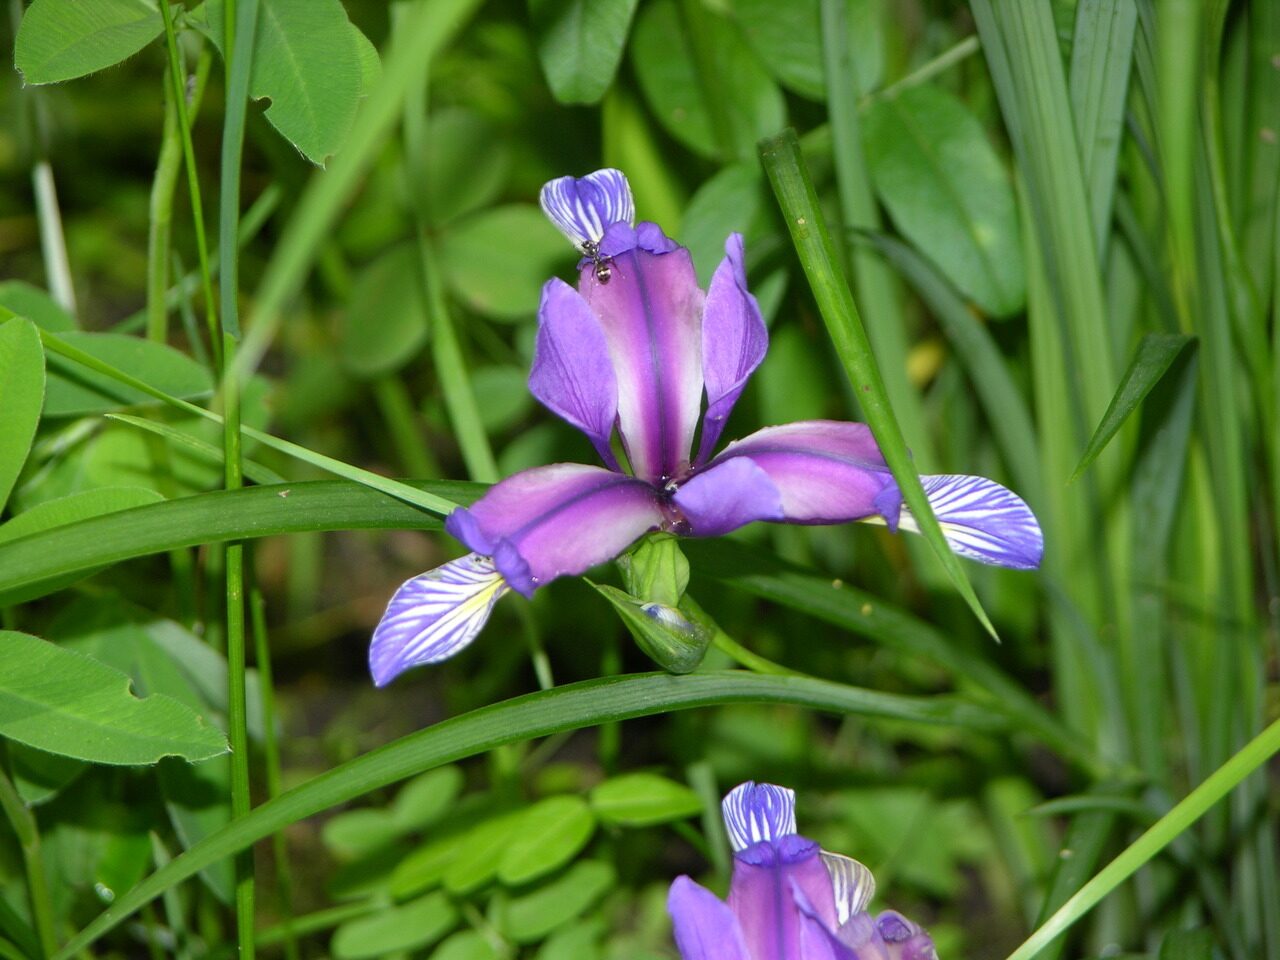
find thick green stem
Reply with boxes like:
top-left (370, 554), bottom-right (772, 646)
top-left (0, 764), bottom-right (57, 958)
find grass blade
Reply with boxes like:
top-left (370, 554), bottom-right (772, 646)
top-left (759, 130), bottom-right (997, 638)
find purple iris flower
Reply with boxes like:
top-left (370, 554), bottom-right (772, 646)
top-left (369, 169), bottom-right (1043, 686)
top-left (669, 781), bottom-right (938, 960)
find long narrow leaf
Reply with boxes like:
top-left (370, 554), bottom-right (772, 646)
top-left (54, 671), bottom-right (1007, 958)
top-left (759, 130), bottom-right (996, 637)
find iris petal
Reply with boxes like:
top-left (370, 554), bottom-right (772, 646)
top-left (722, 781), bottom-right (798, 851)
top-left (667, 876), bottom-right (751, 960)
top-left (369, 554), bottom-right (508, 686)
top-left (821, 851), bottom-right (877, 925)
top-left (539, 168), bottom-right (634, 250)
top-left (897, 473), bottom-right (1044, 569)
top-left (445, 463), bottom-right (664, 597)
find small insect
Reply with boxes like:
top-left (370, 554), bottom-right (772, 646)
top-left (581, 239), bottom-right (613, 284)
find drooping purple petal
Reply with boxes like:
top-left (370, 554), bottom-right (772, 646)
top-left (697, 233), bottom-right (768, 463)
top-left (837, 911), bottom-right (891, 959)
top-left (369, 554), bottom-right (508, 686)
top-left (704, 420), bottom-right (901, 526)
top-left (580, 232), bottom-right (704, 483)
top-left (896, 473), bottom-right (1044, 569)
top-left (822, 852), bottom-right (877, 925)
top-left (722, 781), bottom-right (798, 851)
top-left (444, 463), bottom-right (664, 598)
top-left (671, 456), bottom-right (783, 537)
top-left (794, 882), bottom-right (861, 960)
top-left (729, 835), bottom-right (839, 960)
top-left (529, 278), bottom-right (619, 467)
top-left (667, 876), bottom-right (751, 960)
top-left (539, 168), bottom-right (634, 251)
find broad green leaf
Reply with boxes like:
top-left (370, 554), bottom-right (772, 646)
top-left (726, 0), bottom-right (882, 100)
top-left (195, 0), bottom-right (364, 164)
top-left (471, 365), bottom-right (534, 432)
top-left (1070, 333), bottom-right (1195, 483)
top-left (443, 812), bottom-right (526, 893)
top-left (330, 891), bottom-right (457, 960)
top-left (589, 773), bottom-right (702, 826)
top-left (339, 243), bottom-right (429, 377)
top-left (529, 0), bottom-right (639, 104)
top-left (864, 84), bottom-right (1025, 317)
top-left (631, 0), bottom-right (785, 161)
top-left (0, 281), bottom-right (76, 331)
top-left (493, 860), bottom-right (615, 943)
top-left (105, 413), bottom-right (286, 486)
top-left (431, 930), bottom-right (499, 960)
top-left (55, 671), bottom-right (1010, 957)
top-left (0, 631), bottom-right (228, 765)
top-left (1158, 930), bottom-right (1219, 960)
top-left (43, 332), bottom-right (212, 417)
top-left (8, 743), bottom-right (85, 806)
top-left (535, 920), bottom-right (604, 960)
top-left (412, 108), bottom-right (511, 227)
top-left (438, 205), bottom-right (570, 321)
top-left (0, 318), bottom-right (45, 514)
top-left (41, 768), bottom-right (153, 902)
top-left (390, 832), bottom-right (467, 898)
top-left (322, 810), bottom-right (401, 860)
top-left (680, 163), bottom-right (771, 286)
top-left (391, 765), bottom-right (465, 833)
top-left (14, 0), bottom-right (162, 84)
top-left (0, 487), bottom-right (165, 546)
top-left (498, 796), bottom-right (597, 885)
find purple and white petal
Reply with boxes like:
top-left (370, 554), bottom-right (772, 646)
top-left (821, 852), bottom-right (877, 925)
top-left (794, 882), bottom-right (861, 960)
top-left (667, 876), bottom-right (751, 960)
top-left (722, 781), bottom-right (797, 851)
top-left (672, 456), bottom-right (783, 537)
top-left (697, 233), bottom-right (768, 463)
top-left (529, 278), bottom-right (619, 467)
top-left (896, 474), bottom-right (1044, 569)
top-left (730, 834), bottom-right (839, 960)
top-left (444, 463), bottom-right (664, 598)
top-left (539, 168), bottom-right (634, 251)
top-left (369, 554), bottom-right (508, 686)
top-left (580, 236), bottom-right (705, 483)
top-left (707, 421), bottom-right (899, 526)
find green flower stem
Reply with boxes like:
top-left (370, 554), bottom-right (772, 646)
top-left (0, 764), bottom-right (57, 959)
top-left (159, 0), bottom-right (221, 371)
top-left (250, 586), bottom-right (299, 960)
top-left (1005, 714), bottom-right (1280, 960)
top-left (146, 77), bottom-right (182, 344)
top-left (55, 671), bottom-right (1007, 958)
top-left (759, 130), bottom-right (995, 638)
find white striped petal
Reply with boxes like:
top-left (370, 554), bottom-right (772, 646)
top-left (821, 852), bottom-right (876, 925)
top-left (898, 474), bottom-right (1044, 570)
top-left (539, 169), bottom-right (635, 251)
top-left (721, 781), bottom-right (797, 852)
top-left (369, 554), bottom-right (509, 686)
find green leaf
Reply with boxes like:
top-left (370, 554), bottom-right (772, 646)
top-left (105, 413), bottom-right (287, 486)
top-left (471, 365), bottom-right (534, 433)
top-left (0, 487), bottom-right (165, 547)
top-left (493, 860), bottom-right (615, 943)
top-left (322, 810), bottom-right (401, 860)
top-left (0, 631), bottom-right (228, 765)
top-left (390, 832), bottom-right (467, 898)
top-left (43, 332), bottom-right (212, 418)
top-left (498, 796), bottom-right (597, 886)
top-left (54, 671), bottom-right (1009, 958)
top-left (14, 0), bottom-right (162, 84)
top-left (679, 163), bottom-right (771, 286)
top-left (438, 206), bottom-right (570, 320)
top-left (1158, 930), bottom-right (1220, 960)
top-left (8, 743), bottom-right (86, 806)
top-left (391, 766), bottom-right (465, 833)
top-left (330, 891), bottom-right (457, 960)
top-left (0, 318), bottom-right (45, 514)
top-left (338, 242), bottom-right (430, 378)
top-left (864, 84), bottom-right (1025, 317)
top-left (589, 773), bottom-right (702, 826)
top-left (194, 0), bottom-right (364, 164)
top-left (0, 480), bottom-right (470, 606)
top-left (412, 108), bottom-right (511, 227)
top-left (529, 0), bottom-right (639, 104)
top-left (443, 812), bottom-right (526, 894)
top-left (0, 282), bottom-right (76, 331)
top-left (430, 930), bottom-right (499, 960)
top-left (591, 583), bottom-right (711, 674)
top-left (1070, 333), bottom-right (1195, 483)
top-left (726, 0), bottom-right (882, 100)
top-left (631, 0), bottom-right (785, 161)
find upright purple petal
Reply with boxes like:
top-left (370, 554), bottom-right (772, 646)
top-left (729, 835), bottom-right (840, 960)
top-left (671, 456), bottom-right (783, 537)
top-left (580, 235), bottom-right (704, 483)
top-left (539, 168), bottom-right (634, 251)
top-left (369, 554), bottom-right (508, 686)
top-left (444, 463), bottom-right (663, 598)
top-left (897, 473), bottom-right (1044, 569)
top-left (722, 781), bottom-right (798, 850)
top-left (697, 233), bottom-right (768, 463)
top-left (702, 420), bottom-right (900, 526)
top-left (529, 278), bottom-right (619, 467)
top-left (667, 877), bottom-right (751, 960)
